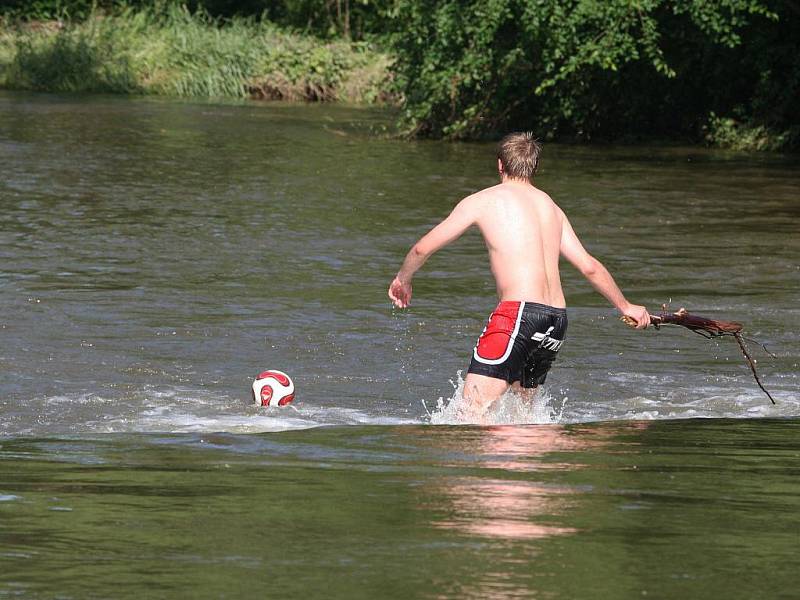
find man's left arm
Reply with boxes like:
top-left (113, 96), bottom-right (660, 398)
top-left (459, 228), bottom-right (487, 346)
top-left (388, 197), bottom-right (478, 308)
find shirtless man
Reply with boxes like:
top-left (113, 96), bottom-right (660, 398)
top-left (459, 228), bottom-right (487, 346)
top-left (388, 132), bottom-right (650, 411)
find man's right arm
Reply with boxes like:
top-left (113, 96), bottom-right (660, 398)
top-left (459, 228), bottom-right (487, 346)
top-left (558, 211), bottom-right (650, 329)
top-left (388, 196), bottom-right (478, 308)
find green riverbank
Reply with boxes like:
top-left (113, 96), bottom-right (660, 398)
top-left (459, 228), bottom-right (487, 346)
top-left (0, 7), bottom-right (392, 103)
top-left (0, 2), bottom-right (796, 151)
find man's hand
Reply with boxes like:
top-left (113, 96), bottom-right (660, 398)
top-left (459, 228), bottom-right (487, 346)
top-left (622, 303), bottom-right (651, 329)
top-left (388, 276), bottom-right (412, 308)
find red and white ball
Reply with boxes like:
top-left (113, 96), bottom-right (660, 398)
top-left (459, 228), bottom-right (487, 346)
top-left (252, 370), bottom-right (295, 407)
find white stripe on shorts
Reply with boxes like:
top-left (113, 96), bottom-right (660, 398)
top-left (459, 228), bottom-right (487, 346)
top-left (472, 301), bottom-right (526, 366)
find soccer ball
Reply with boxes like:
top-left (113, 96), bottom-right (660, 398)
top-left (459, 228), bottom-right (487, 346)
top-left (252, 370), bottom-right (295, 407)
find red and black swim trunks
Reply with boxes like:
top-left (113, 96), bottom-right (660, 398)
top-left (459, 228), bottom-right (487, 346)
top-left (467, 301), bottom-right (568, 388)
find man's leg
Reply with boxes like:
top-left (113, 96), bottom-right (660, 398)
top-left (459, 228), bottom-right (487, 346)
top-left (463, 372), bottom-right (509, 412)
top-left (510, 381), bottom-right (538, 403)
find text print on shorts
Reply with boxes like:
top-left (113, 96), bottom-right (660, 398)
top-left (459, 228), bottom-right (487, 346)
top-left (532, 326), bottom-right (564, 352)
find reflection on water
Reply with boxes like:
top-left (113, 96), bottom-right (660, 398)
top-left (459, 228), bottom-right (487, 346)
top-left (1, 420), bottom-right (799, 599)
top-left (426, 425), bottom-right (615, 543)
top-left (436, 478), bottom-right (578, 540)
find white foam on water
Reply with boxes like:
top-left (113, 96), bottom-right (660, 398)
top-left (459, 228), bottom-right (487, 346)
top-left (130, 387), bottom-right (418, 433)
top-left (136, 410), bottom-right (323, 434)
top-left (424, 371), bottom-right (798, 426)
top-left (135, 403), bottom-right (416, 434)
top-left (426, 372), bottom-right (566, 426)
top-left (607, 388), bottom-right (799, 422)
top-left (43, 394), bottom-right (116, 405)
top-left (5, 372), bottom-right (797, 437)
top-left (5, 385), bottom-right (422, 436)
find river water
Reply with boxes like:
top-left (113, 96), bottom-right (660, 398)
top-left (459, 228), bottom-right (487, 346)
top-left (1, 92), bottom-right (798, 598)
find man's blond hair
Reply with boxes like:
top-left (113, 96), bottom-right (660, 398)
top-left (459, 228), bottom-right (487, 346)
top-left (497, 132), bottom-right (542, 180)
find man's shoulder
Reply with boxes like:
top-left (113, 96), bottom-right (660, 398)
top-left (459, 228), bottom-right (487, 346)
top-left (527, 186), bottom-right (564, 215)
top-left (454, 185), bottom-right (500, 211)
top-left (464, 183), bottom-right (511, 203)
top-left (460, 183), bottom-right (562, 214)
top-left (476, 182), bottom-right (559, 204)
top-left (469, 182), bottom-right (504, 197)
top-left (526, 183), bottom-right (557, 202)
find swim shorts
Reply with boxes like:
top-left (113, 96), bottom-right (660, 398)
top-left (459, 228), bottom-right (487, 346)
top-left (467, 301), bottom-right (568, 388)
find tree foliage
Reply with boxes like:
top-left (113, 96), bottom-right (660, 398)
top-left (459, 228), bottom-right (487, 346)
top-left (388, 0), bottom-right (791, 142)
top-left (1, 0), bottom-right (797, 149)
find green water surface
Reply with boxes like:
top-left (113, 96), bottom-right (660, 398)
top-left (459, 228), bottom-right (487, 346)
top-left (1, 92), bottom-right (799, 599)
top-left (2, 419), bottom-right (799, 599)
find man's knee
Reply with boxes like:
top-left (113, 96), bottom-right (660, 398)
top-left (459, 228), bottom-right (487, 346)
top-left (464, 372), bottom-right (509, 408)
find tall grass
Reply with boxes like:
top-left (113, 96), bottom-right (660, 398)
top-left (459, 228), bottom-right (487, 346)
top-left (703, 112), bottom-right (793, 152)
top-left (0, 6), bottom-right (393, 102)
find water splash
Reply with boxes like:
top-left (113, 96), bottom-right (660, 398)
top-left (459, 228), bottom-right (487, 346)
top-left (425, 372), bottom-right (567, 426)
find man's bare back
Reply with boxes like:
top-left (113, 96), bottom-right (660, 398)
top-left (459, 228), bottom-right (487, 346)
top-left (388, 132), bottom-right (649, 412)
top-left (467, 181), bottom-right (566, 307)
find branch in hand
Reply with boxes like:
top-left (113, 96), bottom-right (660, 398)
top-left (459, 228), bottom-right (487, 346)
top-left (620, 307), bottom-right (776, 405)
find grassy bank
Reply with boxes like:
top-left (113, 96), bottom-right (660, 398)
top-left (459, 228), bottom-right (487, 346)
top-left (0, 6), bottom-right (393, 103)
top-left (702, 112), bottom-right (794, 153)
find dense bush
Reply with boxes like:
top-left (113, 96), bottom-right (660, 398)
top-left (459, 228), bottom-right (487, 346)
top-left (388, 0), bottom-right (796, 148)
